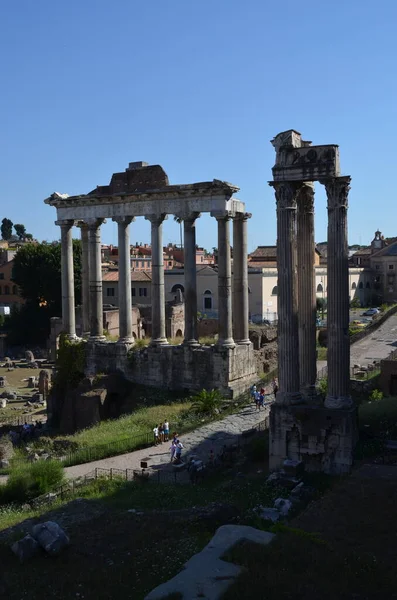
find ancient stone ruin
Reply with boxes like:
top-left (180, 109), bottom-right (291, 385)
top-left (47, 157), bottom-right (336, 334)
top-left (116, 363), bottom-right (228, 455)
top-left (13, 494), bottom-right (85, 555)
top-left (269, 130), bottom-right (357, 474)
top-left (44, 162), bottom-right (256, 396)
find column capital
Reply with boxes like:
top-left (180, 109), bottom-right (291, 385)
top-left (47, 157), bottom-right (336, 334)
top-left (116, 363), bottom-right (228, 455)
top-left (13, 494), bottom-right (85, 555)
top-left (55, 219), bottom-right (75, 229)
top-left (320, 176), bottom-right (351, 210)
top-left (145, 214), bottom-right (168, 225)
top-left (174, 211), bottom-right (201, 223)
top-left (86, 217), bottom-right (105, 229)
top-left (112, 216), bottom-right (135, 225)
top-left (211, 211), bottom-right (233, 221)
top-left (233, 211), bottom-right (252, 221)
top-left (297, 184), bottom-right (315, 213)
top-left (76, 220), bottom-right (89, 230)
top-left (269, 181), bottom-right (302, 210)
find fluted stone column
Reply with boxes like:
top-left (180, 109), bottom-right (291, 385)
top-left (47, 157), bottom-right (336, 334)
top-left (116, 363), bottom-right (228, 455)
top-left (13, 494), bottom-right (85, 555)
top-left (87, 218), bottom-right (105, 340)
top-left (215, 215), bottom-right (235, 348)
top-left (79, 222), bottom-right (90, 338)
top-left (297, 184), bottom-right (317, 400)
top-left (57, 220), bottom-right (76, 339)
top-left (183, 213), bottom-right (200, 345)
top-left (233, 212), bottom-right (251, 344)
top-left (146, 214), bottom-right (168, 346)
top-left (113, 216), bottom-right (134, 343)
top-left (323, 176), bottom-right (352, 408)
top-left (271, 182), bottom-right (301, 404)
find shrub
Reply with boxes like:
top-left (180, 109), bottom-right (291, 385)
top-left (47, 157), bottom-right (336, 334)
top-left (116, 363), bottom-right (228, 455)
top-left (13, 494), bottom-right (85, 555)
top-left (191, 389), bottom-right (223, 416)
top-left (0, 460), bottom-right (64, 504)
top-left (369, 389), bottom-right (383, 402)
top-left (350, 297), bottom-right (361, 309)
top-left (317, 377), bottom-right (328, 398)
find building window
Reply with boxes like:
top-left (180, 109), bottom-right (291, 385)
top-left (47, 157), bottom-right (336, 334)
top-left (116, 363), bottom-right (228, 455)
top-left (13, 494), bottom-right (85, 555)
top-left (168, 261), bottom-right (172, 267)
top-left (4, 285), bottom-right (9, 295)
top-left (0, 285), bottom-right (2, 294)
top-left (359, 282), bottom-right (364, 289)
top-left (375, 264), bottom-right (380, 270)
top-left (171, 284), bottom-right (185, 294)
top-left (351, 282), bottom-right (357, 290)
top-left (271, 286), bottom-right (278, 296)
top-left (106, 288), bottom-right (115, 297)
top-left (316, 283), bottom-right (323, 293)
top-left (203, 289), bottom-right (212, 310)
top-left (12, 285), bottom-right (17, 295)
top-left (132, 288), bottom-right (136, 297)
top-left (389, 265), bottom-right (394, 270)
top-left (0, 274), bottom-right (4, 280)
top-left (366, 282), bottom-right (371, 289)
top-left (139, 287), bottom-right (147, 297)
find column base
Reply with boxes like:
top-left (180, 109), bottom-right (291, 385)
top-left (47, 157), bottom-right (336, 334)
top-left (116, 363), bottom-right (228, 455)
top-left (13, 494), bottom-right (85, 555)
top-left (275, 391), bottom-right (303, 406)
top-left (117, 337), bottom-right (135, 345)
top-left (236, 339), bottom-right (251, 346)
top-left (183, 339), bottom-right (200, 347)
top-left (301, 385), bottom-right (322, 404)
top-left (216, 338), bottom-right (236, 349)
top-left (89, 335), bottom-right (106, 342)
top-left (64, 333), bottom-right (78, 341)
top-left (82, 331), bottom-right (91, 340)
top-left (150, 338), bottom-right (169, 347)
top-left (325, 394), bottom-right (353, 409)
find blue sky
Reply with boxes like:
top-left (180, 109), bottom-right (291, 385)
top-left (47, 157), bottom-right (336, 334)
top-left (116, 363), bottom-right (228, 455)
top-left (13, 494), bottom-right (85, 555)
top-left (1, 0), bottom-right (397, 252)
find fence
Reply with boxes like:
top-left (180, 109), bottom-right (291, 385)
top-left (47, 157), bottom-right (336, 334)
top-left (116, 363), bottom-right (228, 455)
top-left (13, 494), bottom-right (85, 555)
top-left (316, 363), bottom-right (381, 382)
top-left (30, 416), bottom-right (270, 508)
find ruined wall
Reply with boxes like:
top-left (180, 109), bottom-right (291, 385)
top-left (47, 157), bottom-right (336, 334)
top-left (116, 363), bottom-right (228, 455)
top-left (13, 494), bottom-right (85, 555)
top-left (85, 340), bottom-right (257, 398)
top-left (198, 319), bottom-right (218, 338)
top-left (165, 302), bottom-right (184, 338)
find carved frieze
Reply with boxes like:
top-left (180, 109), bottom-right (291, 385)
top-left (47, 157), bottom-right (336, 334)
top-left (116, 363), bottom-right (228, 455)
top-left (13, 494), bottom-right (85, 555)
top-left (272, 144), bottom-right (340, 182)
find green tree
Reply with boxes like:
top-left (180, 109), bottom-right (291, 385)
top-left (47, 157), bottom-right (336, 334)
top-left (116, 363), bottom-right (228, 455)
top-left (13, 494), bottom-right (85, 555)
top-left (14, 223), bottom-right (26, 240)
top-left (1, 218), bottom-right (13, 241)
top-left (7, 240), bottom-right (82, 345)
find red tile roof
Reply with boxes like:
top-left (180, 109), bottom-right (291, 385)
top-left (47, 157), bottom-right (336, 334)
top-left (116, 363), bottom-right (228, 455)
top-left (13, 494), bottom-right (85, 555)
top-left (102, 270), bottom-right (152, 282)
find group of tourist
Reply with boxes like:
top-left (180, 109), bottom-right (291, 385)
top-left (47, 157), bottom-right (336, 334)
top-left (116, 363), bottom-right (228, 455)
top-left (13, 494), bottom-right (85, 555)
top-left (152, 420), bottom-right (170, 445)
top-left (9, 420), bottom-right (43, 446)
top-left (250, 379), bottom-right (278, 410)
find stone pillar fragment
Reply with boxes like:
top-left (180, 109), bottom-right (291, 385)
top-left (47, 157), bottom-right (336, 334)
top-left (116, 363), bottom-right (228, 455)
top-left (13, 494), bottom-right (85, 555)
top-left (215, 215), bottom-right (235, 348)
top-left (78, 222), bottom-right (90, 338)
top-left (323, 176), bottom-right (352, 408)
top-left (146, 214), bottom-right (168, 346)
top-left (113, 216), bottom-right (134, 343)
top-left (297, 184), bottom-right (317, 399)
top-left (233, 213), bottom-right (251, 344)
top-left (183, 213), bottom-right (200, 345)
top-left (57, 220), bottom-right (76, 339)
top-left (271, 182), bottom-right (301, 404)
top-left (87, 218), bottom-right (105, 340)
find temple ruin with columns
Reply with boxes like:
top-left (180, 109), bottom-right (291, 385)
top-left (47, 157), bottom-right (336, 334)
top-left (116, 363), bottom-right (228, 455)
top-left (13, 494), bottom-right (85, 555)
top-left (45, 162), bottom-right (256, 396)
top-left (269, 130), bottom-right (358, 474)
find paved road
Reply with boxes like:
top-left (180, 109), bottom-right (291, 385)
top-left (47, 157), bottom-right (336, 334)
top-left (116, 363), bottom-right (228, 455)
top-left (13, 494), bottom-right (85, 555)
top-left (64, 400), bottom-right (272, 480)
top-left (350, 313), bottom-right (397, 366)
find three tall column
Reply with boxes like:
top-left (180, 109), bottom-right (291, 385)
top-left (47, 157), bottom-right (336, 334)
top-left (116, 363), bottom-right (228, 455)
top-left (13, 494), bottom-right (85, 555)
top-left (113, 217), bottom-right (134, 343)
top-left (271, 176), bottom-right (351, 408)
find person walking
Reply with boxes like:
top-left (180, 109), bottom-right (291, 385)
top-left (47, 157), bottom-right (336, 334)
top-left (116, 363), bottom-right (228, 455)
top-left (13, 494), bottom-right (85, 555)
top-left (175, 440), bottom-right (184, 463)
top-left (163, 419), bottom-right (170, 442)
top-left (153, 424), bottom-right (159, 446)
top-left (158, 422), bottom-right (164, 443)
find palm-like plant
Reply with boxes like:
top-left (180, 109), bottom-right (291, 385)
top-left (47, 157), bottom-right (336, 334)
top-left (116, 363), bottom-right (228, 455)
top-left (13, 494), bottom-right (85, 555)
top-left (173, 215), bottom-right (183, 249)
top-left (191, 389), bottom-right (223, 416)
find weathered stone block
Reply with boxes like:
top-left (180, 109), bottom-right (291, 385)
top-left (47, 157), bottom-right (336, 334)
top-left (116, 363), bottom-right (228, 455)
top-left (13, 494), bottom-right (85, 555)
top-left (32, 521), bottom-right (70, 556)
top-left (11, 535), bottom-right (40, 563)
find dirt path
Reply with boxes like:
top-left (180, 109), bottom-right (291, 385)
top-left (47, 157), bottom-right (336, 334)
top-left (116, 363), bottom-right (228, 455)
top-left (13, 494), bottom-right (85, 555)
top-left (64, 400), bottom-right (271, 480)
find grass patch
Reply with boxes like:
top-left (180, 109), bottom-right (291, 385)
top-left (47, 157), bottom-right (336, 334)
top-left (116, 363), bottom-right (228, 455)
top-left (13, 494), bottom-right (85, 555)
top-left (316, 346), bottom-right (327, 361)
top-left (0, 460), bottom-right (64, 505)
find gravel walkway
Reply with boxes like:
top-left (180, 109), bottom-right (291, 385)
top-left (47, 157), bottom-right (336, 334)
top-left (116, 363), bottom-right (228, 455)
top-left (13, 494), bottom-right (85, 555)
top-left (64, 399), bottom-right (272, 480)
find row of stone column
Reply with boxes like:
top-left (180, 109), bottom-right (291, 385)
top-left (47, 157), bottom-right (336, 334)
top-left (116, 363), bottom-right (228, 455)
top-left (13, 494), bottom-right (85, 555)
top-left (57, 212), bottom-right (251, 349)
top-left (271, 176), bottom-right (352, 409)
